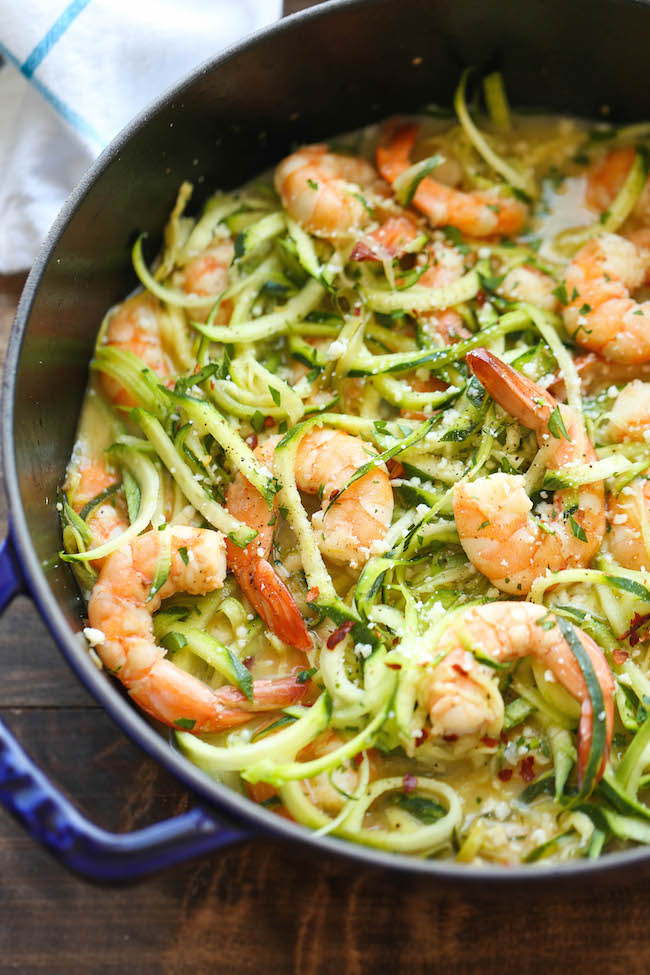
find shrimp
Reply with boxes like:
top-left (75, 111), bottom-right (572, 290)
top-left (419, 602), bottom-right (614, 788)
top-left (606, 379), bottom-right (650, 444)
top-left (352, 215), bottom-right (471, 344)
top-left (65, 456), bottom-right (129, 571)
top-left (550, 351), bottom-right (650, 400)
top-left (176, 238), bottom-right (234, 324)
top-left (275, 145), bottom-right (382, 238)
top-left (602, 381), bottom-right (650, 571)
top-left (586, 146), bottom-right (650, 224)
top-left (225, 437), bottom-right (313, 652)
top-left (293, 427), bottom-right (394, 565)
top-left (350, 215), bottom-right (423, 262)
top-left (102, 292), bottom-right (174, 406)
top-left (417, 238), bottom-right (472, 344)
top-left (563, 232), bottom-right (650, 363)
top-left (376, 123), bottom-right (528, 237)
top-left (453, 349), bottom-right (605, 594)
top-left (298, 731), bottom-right (371, 814)
top-left (87, 525), bottom-right (308, 733)
top-left (497, 265), bottom-right (560, 312)
top-left (226, 429), bottom-right (394, 643)
top-left (180, 239), bottom-right (234, 298)
top-left (246, 731), bottom-right (376, 817)
top-left (607, 479), bottom-right (650, 572)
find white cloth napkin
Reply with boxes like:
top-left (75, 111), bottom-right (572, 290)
top-left (0, 0), bottom-right (282, 272)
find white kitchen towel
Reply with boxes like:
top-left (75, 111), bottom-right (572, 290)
top-left (0, 0), bottom-right (282, 272)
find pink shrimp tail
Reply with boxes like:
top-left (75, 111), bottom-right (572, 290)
top-left (129, 658), bottom-right (310, 734)
top-left (376, 122), bottom-right (419, 182)
top-left (466, 347), bottom-right (554, 430)
top-left (377, 123), bottom-right (526, 237)
top-left (226, 542), bottom-right (313, 652)
top-left (217, 670), bottom-right (310, 712)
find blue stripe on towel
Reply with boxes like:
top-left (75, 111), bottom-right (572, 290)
top-left (22, 0), bottom-right (93, 77)
top-left (0, 39), bottom-right (103, 147)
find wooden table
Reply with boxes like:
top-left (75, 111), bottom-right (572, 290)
top-left (1, 3), bottom-right (648, 971)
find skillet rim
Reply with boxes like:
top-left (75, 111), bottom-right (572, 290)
top-left (5, 0), bottom-right (650, 885)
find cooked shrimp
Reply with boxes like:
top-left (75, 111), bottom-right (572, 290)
top-left (417, 238), bottom-right (472, 344)
top-left (275, 145), bottom-right (382, 238)
top-left (603, 381), bottom-right (650, 571)
top-left (102, 292), bottom-right (174, 406)
top-left (246, 731), bottom-right (375, 817)
top-left (563, 232), bottom-right (650, 363)
top-left (181, 239), bottom-right (234, 297)
top-left (298, 731), bottom-right (369, 814)
top-left (293, 427), bottom-right (394, 565)
top-left (225, 437), bottom-right (313, 652)
top-left (353, 215), bottom-right (470, 344)
top-left (606, 379), bottom-right (650, 443)
top-left (550, 351), bottom-right (650, 400)
top-left (497, 265), bottom-right (559, 312)
top-left (67, 458), bottom-right (128, 569)
top-left (88, 525), bottom-right (308, 733)
top-left (586, 146), bottom-right (650, 224)
top-left (350, 215), bottom-right (423, 262)
top-left (376, 123), bottom-right (528, 237)
top-left (419, 602), bottom-right (614, 788)
top-left (607, 480), bottom-right (650, 572)
top-left (226, 429), bottom-right (393, 643)
top-left (453, 349), bottom-right (605, 594)
top-left (175, 238), bottom-right (234, 324)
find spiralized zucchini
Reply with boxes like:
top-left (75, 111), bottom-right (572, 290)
top-left (60, 71), bottom-right (650, 866)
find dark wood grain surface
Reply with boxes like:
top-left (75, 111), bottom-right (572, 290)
top-left (0, 2), bottom-right (647, 971)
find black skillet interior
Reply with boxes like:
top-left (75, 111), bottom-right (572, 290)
top-left (7, 0), bottom-right (650, 883)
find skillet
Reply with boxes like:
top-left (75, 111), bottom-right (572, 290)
top-left (4, 0), bottom-right (650, 883)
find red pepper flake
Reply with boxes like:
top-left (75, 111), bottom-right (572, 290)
top-left (613, 648), bottom-right (629, 665)
top-left (243, 656), bottom-right (254, 671)
top-left (326, 620), bottom-right (355, 649)
top-left (329, 488), bottom-right (340, 501)
top-left (402, 773), bottom-right (417, 795)
top-left (306, 587), bottom-right (320, 604)
top-left (387, 459), bottom-right (405, 480)
top-left (481, 736), bottom-right (498, 748)
top-left (246, 433), bottom-right (258, 450)
top-left (452, 662), bottom-right (469, 677)
top-left (475, 290), bottom-right (487, 307)
top-left (263, 416), bottom-right (276, 428)
top-left (349, 241), bottom-right (378, 262)
top-left (352, 752), bottom-right (364, 768)
top-left (497, 768), bottom-right (513, 782)
top-left (392, 636), bottom-right (400, 647)
top-left (386, 662), bottom-right (402, 670)
top-left (443, 733), bottom-right (458, 742)
top-left (354, 306), bottom-right (362, 316)
top-left (415, 728), bottom-right (429, 747)
top-left (619, 612), bottom-right (650, 646)
top-left (500, 730), bottom-right (509, 744)
top-left (519, 755), bottom-right (536, 783)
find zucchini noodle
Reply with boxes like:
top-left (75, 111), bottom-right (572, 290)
top-left (60, 72), bottom-right (650, 867)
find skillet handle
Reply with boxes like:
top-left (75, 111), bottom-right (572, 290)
top-left (0, 534), bottom-right (251, 881)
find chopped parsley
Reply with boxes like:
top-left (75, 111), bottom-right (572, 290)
top-left (569, 516), bottom-right (588, 543)
top-left (548, 406), bottom-right (571, 441)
